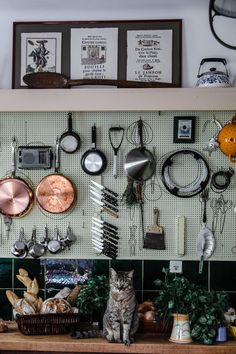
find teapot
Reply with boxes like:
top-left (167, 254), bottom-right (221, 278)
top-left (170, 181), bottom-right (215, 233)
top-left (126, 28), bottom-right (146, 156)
top-left (196, 58), bottom-right (231, 88)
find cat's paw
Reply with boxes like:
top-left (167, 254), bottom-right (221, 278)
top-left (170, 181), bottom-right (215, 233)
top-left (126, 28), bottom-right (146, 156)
top-left (106, 335), bottom-right (114, 343)
top-left (124, 339), bottom-right (131, 346)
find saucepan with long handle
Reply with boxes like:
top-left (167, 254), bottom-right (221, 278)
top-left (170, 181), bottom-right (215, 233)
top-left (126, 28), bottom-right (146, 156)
top-left (23, 72), bottom-right (178, 89)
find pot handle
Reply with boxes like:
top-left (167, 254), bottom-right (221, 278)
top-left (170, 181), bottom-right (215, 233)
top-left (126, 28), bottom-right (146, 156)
top-left (200, 58), bottom-right (227, 66)
top-left (197, 58), bottom-right (228, 77)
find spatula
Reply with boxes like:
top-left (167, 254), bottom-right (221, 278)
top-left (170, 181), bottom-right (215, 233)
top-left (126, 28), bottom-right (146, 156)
top-left (143, 208), bottom-right (165, 250)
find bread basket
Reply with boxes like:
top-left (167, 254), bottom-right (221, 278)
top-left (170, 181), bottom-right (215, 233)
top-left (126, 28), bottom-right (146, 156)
top-left (16, 313), bottom-right (80, 335)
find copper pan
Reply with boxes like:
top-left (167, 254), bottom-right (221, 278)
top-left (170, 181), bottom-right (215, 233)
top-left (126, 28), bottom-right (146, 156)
top-left (36, 138), bottom-right (76, 214)
top-left (0, 139), bottom-right (34, 218)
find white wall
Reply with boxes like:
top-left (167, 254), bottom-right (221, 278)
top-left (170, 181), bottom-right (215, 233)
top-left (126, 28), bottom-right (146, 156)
top-left (0, 0), bottom-right (235, 88)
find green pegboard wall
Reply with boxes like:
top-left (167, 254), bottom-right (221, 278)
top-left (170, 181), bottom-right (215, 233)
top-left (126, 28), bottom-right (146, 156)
top-left (0, 110), bottom-right (235, 260)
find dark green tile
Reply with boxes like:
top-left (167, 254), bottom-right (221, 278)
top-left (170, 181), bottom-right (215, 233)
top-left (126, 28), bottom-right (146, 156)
top-left (110, 260), bottom-right (142, 290)
top-left (143, 290), bottom-right (159, 303)
top-left (143, 260), bottom-right (169, 290)
top-left (228, 292), bottom-right (236, 309)
top-left (89, 260), bottom-right (109, 277)
top-left (0, 289), bottom-right (13, 320)
top-left (135, 291), bottom-right (143, 304)
top-left (0, 259), bottom-right (12, 288)
top-left (210, 261), bottom-right (236, 291)
top-left (182, 261), bottom-right (208, 288)
top-left (14, 258), bottom-right (44, 289)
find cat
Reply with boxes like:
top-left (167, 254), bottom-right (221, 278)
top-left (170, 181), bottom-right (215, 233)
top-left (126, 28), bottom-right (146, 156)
top-left (103, 268), bottom-right (139, 345)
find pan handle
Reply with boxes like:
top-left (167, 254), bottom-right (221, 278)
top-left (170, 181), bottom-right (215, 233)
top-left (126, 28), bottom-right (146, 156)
top-left (11, 137), bottom-right (17, 176)
top-left (92, 125), bottom-right (97, 149)
top-left (68, 112), bottom-right (73, 132)
top-left (55, 136), bottom-right (60, 172)
top-left (138, 119), bottom-right (144, 149)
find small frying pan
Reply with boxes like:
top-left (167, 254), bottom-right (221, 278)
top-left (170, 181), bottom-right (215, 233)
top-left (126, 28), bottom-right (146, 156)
top-left (36, 138), bottom-right (76, 214)
top-left (0, 138), bottom-right (34, 218)
top-left (59, 112), bottom-right (80, 153)
top-left (81, 125), bottom-right (107, 176)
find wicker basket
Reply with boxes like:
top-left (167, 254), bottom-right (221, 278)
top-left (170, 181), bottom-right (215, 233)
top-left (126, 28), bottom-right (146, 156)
top-left (16, 313), bottom-right (80, 335)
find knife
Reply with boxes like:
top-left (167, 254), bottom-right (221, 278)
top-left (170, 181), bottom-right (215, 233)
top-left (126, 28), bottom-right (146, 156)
top-left (91, 180), bottom-right (119, 198)
top-left (92, 226), bottom-right (119, 240)
top-left (92, 239), bottom-right (117, 258)
top-left (90, 186), bottom-right (118, 204)
top-left (92, 217), bottom-right (118, 231)
top-left (92, 220), bottom-right (118, 235)
top-left (92, 234), bottom-right (118, 248)
top-left (90, 189), bottom-right (118, 207)
top-left (91, 197), bottom-right (119, 213)
top-left (92, 232), bottom-right (118, 246)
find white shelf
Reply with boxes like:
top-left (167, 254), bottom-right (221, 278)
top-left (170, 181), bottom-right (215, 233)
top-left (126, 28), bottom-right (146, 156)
top-left (0, 88), bottom-right (235, 112)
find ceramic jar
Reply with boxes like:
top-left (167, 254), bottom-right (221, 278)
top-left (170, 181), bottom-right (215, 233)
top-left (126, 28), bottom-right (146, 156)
top-left (169, 313), bottom-right (193, 344)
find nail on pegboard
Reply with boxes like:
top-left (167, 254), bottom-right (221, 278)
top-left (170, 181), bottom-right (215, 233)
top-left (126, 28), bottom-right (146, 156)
top-left (0, 110), bottom-right (235, 260)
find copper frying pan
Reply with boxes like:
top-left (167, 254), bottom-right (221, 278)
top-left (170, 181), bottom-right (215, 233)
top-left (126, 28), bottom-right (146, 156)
top-left (36, 138), bottom-right (76, 214)
top-left (0, 138), bottom-right (34, 217)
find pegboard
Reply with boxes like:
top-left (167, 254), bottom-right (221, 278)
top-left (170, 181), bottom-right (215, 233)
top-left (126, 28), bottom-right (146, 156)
top-left (0, 110), bottom-right (235, 261)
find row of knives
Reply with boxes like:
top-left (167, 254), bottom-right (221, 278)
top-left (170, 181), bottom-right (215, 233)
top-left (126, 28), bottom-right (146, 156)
top-left (90, 181), bottom-right (119, 259)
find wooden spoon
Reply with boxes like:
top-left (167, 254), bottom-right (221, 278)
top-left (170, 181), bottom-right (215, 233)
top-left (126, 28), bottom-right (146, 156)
top-left (23, 72), bottom-right (178, 89)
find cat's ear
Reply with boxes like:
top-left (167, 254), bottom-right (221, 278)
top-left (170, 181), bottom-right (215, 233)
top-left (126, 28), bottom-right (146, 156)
top-left (110, 268), bottom-right (117, 278)
top-left (127, 269), bottom-right (134, 279)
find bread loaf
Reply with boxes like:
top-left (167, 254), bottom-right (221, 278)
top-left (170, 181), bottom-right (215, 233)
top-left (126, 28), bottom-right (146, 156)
top-left (40, 298), bottom-right (72, 314)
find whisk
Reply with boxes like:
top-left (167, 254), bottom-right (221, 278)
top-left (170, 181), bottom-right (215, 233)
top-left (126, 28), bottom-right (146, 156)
top-left (126, 117), bottom-right (153, 146)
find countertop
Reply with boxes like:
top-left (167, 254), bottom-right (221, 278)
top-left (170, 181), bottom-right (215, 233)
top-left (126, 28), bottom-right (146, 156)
top-left (0, 326), bottom-right (235, 353)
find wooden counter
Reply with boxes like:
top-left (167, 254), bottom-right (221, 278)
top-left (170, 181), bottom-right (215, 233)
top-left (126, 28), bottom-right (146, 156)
top-left (0, 328), bottom-right (235, 354)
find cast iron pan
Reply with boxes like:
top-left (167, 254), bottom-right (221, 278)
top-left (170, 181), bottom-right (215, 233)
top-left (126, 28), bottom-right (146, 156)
top-left (81, 125), bottom-right (107, 176)
top-left (59, 112), bottom-right (80, 153)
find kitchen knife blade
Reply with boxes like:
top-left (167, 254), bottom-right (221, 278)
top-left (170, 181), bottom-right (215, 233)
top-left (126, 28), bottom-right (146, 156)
top-left (92, 220), bottom-right (118, 235)
top-left (92, 217), bottom-right (118, 230)
top-left (90, 189), bottom-right (118, 207)
top-left (91, 197), bottom-right (119, 213)
top-left (91, 180), bottom-right (119, 198)
top-left (90, 186), bottom-right (118, 204)
top-left (92, 234), bottom-right (118, 249)
top-left (92, 226), bottom-right (119, 240)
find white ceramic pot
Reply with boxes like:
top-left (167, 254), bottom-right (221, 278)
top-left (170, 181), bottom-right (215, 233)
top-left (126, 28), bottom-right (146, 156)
top-left (169, 313), bottom-right (193, 344)
top-left (196, 58), bottom-right (231, 88)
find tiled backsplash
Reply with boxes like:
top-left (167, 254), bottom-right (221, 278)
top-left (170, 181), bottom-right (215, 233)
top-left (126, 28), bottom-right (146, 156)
top-left (0, 258), bottom-right (236, 320)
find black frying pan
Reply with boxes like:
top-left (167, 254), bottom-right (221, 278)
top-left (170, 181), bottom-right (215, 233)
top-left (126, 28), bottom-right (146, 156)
top-left (59, 112), bottom-right (80, 153)
top-left (81, 125), bottom-right (107, 175)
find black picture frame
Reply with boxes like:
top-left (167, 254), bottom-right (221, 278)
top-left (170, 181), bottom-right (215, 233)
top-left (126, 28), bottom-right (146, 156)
top-left (12, 20), bottom-right (182, 89)
top-left (173, 116), bottom-right (196, 143)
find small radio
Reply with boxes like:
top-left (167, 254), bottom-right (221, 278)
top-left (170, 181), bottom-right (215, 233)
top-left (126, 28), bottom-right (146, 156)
top-left (17, 146), bottom-right (53, 169)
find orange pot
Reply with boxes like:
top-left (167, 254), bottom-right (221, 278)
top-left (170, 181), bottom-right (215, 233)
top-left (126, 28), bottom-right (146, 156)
top-left (218, 115), bottom-right (236, 163)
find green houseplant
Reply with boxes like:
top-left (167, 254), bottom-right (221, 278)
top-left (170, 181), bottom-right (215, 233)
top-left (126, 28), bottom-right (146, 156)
top-left (76, 274), bottom-right (109, 324)
top-left (153, 268), bottom-right (230, 345)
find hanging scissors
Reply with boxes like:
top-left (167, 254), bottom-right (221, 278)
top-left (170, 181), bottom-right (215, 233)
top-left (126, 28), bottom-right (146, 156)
top-left (219, 195), bottom-right (232, 234)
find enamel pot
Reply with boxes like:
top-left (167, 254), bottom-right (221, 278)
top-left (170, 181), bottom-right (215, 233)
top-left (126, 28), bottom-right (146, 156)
top-left (218, 114), bottom-right (236, 163)
top-left (196, 58), bottom-right (230, 88)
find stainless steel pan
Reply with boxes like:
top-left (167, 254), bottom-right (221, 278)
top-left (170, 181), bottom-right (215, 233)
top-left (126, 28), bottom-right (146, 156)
top-left (124, 119), bottom-right (155, 181)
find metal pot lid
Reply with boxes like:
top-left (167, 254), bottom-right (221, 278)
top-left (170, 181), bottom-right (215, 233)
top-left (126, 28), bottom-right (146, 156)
top-left (36, 174), bottom-right (76, 214)
top-left (0, 178), bottom-right (33, 216)
top-left (125, 148), bottom-right (156, 181)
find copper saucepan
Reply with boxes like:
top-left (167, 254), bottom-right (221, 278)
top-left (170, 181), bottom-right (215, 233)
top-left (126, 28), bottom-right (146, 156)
top-left (36, 138), bottom-right (76, 214)
top-left (0, 138), bottom-right (34, 218)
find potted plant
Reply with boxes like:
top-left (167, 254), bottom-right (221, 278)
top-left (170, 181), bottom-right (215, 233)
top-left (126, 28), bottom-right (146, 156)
top-left (153, 268), bottom-right (230, 345)
top-left (154, 268), bottom-right (198, 343)
top-left (76, 274), bottom-right (109, 327)
top-left (190, 289), bottom-right (229, 344)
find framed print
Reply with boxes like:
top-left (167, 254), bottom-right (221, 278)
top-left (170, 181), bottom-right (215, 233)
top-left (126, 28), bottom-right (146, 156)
top-left (20, 32), bottom-right (62, 86)
top-left (173, 116), bottom-right (196, 143)
top-left (71, 28), bottom-right (118, 80)
top-left (13, 20), bottom-right (181, 88)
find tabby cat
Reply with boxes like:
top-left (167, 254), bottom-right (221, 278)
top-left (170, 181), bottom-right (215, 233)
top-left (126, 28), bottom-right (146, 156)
top-left (103, 268), bottom-right (139, 345)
